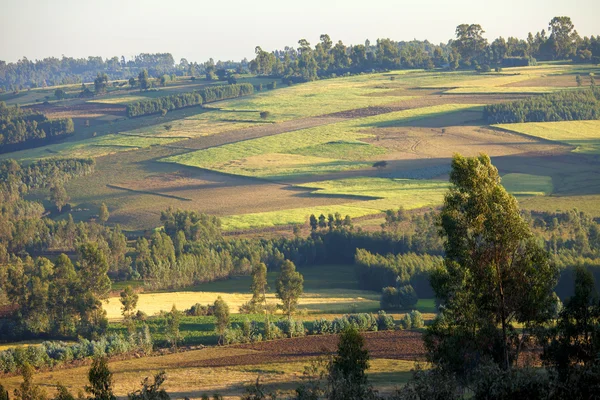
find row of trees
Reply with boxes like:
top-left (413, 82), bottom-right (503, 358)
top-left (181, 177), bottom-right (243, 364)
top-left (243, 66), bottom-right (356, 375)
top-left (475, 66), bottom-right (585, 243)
top-left (250, 17), bottom-right (600, 82)
top-left (0, 102), bottom-right (74, 152)
top-left (484, 87), bottom-right (600, 123)
top-left (125, 83), bottom-right (254, 117)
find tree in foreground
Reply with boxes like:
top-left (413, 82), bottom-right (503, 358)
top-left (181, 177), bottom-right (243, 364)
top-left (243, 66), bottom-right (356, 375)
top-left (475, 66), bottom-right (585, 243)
top-left (276, 260), bottom-right (304, 321)
top-left (328, 327), bottom-right (377, 400)
top-left (86, 357), bottom-right (116, 400)
top-left (214, 296), bottom-right (230, 345)
top-left (426, 154), bottom-right (558, 375)
top-left (541, 266), bottom-right (600, 397)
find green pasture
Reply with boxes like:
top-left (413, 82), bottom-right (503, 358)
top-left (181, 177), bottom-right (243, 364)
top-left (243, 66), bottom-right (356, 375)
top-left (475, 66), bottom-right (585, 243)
top-left (162, 104), bottom-right (481, 179)
top-left (221, 204), bottom-right (377, 231)
top-left (495, 120), bottom-right (600, 155)
top-left (501, 173), bottom-right (554, 197)
top-left (0, 133), bottom-right (180, 162)
top-left (220, 177), bottom-right (449, 230)
top-left (289, 140), bottom-right (387, 161)
top-left (122, 108), bottom-right (269, 138)
top-left (215, 73), bottom-right (419, 121)
top-left (220, 170), bottom-right (559, 231)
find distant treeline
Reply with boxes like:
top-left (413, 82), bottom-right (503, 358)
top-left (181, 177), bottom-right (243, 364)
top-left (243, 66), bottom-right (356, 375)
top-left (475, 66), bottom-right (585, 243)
top-left (250, 17), bottom-right (600, 81)
top-left (484, 88), bottom-right (600, 124)
top-left (0, 53), bottom-right (177, 91)
top-left (354, 249), bottom-right (442, 298)
top-left (0, 101), bottom-right (74, 152)
top-left (125, 83), bottom-right (254, 118)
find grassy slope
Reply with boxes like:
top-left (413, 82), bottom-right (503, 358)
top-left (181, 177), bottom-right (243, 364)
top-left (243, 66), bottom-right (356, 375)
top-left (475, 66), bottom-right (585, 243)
top-left (162, 104), bottom-right (481, 179)
top-left (496, 120), bottom-right (600, 155)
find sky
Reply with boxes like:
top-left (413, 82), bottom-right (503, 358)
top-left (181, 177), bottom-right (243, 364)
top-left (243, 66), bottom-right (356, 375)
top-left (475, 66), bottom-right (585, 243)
top-left (1, 0), bottom-right (599, 64)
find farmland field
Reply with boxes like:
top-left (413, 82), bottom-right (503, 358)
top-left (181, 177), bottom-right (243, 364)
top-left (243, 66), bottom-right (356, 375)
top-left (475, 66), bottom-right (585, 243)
top-left (0, 331), bottom-right (424, 398)
top-left (7, 65), bottom-right (596, 231)
top-left (495, 120), bottom-right (600, 155)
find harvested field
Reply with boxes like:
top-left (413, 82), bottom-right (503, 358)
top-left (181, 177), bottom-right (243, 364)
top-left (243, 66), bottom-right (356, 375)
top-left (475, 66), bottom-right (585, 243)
top-left (365, 124), bottom-right (567, 161)
top-left (196, 330), bottom-right (425, 368)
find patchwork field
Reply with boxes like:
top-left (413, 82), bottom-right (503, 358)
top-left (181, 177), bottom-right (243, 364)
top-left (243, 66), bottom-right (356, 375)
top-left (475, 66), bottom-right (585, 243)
top-left (6, 65), bottom-right (600, 232)
top-left (162, 104), bottom-right (482, 179)
top-left (0, 331), bottom-right (424, 398)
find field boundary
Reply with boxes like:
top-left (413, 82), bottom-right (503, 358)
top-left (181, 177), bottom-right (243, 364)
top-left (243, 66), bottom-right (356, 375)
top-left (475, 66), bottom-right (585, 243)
top-left (105, 184), bottom-right (192, 201)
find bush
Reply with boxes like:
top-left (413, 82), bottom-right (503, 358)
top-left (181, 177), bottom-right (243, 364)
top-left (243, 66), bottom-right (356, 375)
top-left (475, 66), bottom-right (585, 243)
top-left (265, 322), bottom-right (285, 340)
top-left (187, 303), bottom-right (213, 316)
top-left (409, 310), bottom-right (424, 329)
top-left (277, 318), bottom-right (306, 337)
top-left (348, 313), bottom-right (378, 332)
top-left (260, 111), bottom-right (271, 119)
top-left (377, 311), bottom-right (395, 331)
top-left (267, 81), bottom-right (277, 90)
top-left (310, 318), bottom-right (332, 335)
top-left (400, 314), bottom-right (412, 330)
top-left (0, 350), bottom-right (16, 373)
top-left (471, 361), bottom-right (551, 400)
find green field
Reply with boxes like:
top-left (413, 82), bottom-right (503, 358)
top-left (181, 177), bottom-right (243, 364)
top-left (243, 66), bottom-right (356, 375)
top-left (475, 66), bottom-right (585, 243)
top-left (501, 173), bottom-right (554, 197)
top-left (5, 65), bottom-right (600, 231)
top-left (162, 104), bottom-right (481, 179)
top-left (496, 120), bottom-right (600, 155)
top-left (220, 177), bottom-right (448, 230)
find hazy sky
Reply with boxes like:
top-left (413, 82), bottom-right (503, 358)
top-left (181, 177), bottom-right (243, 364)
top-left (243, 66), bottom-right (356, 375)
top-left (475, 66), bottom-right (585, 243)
top-left (1, 0), bottom-right (599, 64)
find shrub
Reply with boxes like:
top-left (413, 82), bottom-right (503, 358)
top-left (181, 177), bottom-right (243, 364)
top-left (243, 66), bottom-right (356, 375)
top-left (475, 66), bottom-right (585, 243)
top-left (348, 313), bottom-right (378, 332)
top-left (399, 314), bottom-right (412, 330)
top-left (135, 310), bottom-right (148, 321)
top-left (223, 327), bottom-right (244, 344)
top-left (265, 322), bottom-right (285, 340)
top-left (410, 310), bottom-right (424, 329)
top-left (377, 311), bottom-right (395, 331)
top-left (187, 303), bottom-right (213, 316)
top-left (260, 111), bottom-right (271, 119)
top-left (277, 318), bottom-right (305, 337)
top-left (0, 350), bottom-right (16, 373)
top-left (311, 318), bottom-right (332, 335)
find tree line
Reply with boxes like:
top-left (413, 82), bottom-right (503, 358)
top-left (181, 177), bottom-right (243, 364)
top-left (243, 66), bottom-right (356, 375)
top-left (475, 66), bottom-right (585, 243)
top-left (0, 102), bottom-right (74, 153)
top-left (125, 83), bottom-right (254, 118)
top-left (0, 53), bottom-right (177, 91)
top-left (250, 16), bottom-right (600, 82)
top-left (484, 87), bottom-right (600, 124)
